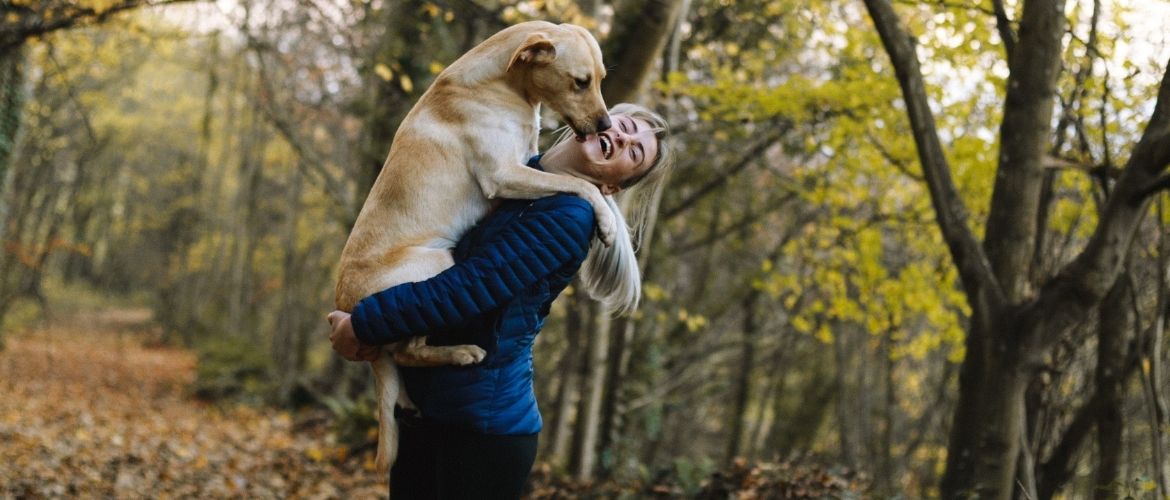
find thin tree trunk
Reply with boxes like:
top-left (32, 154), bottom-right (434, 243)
top-left (1093, 277), bottom-right (1132, 498)
top-left (546, 282), bottom-right (585, 466)
top-left (573, 303), bottom-right (611, 481)
top-left (600, 0), bottom-right (685, 104)
top-left (568, 293), bottom-right (597, 475)
top-left (725, 288), bottom-right (759, 462)
top-left (880, 329), bottom-right (897, 495)
top-left (1144, 199), bottom-right (1170, 497)
top-left (272, 164), bottom-right (306, 405)
top-left (833, 323), bottom-right (857, 468)
top-left (0, 45), bottom-right (25, 247)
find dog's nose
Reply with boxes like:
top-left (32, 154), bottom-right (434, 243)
top-left (595, 115), bottom-right (611, 133)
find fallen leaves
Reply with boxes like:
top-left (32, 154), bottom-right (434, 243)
top-left (525, 457), bottom-right (867, 499)
top-left (0, 309), bottom-right (385, 498)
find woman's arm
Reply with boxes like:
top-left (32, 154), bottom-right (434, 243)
top-left (350, 196), bottom-right (595, 346)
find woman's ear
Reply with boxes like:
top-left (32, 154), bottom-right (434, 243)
top-left (599, 184), bottom-right (621, 196)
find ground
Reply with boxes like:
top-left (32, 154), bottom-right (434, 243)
top-left (0, 306), bottom-right (866, 499)
top-left (0, 308), bottom-right (386, 499)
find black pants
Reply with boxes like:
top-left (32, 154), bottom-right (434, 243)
top-left (390, 413), bottom-right (539, 500)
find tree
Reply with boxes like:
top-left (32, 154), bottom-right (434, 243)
top-left (0, 0), bottom-right (199, 208)
top-left (862, 0), bottom-right (1170, 496)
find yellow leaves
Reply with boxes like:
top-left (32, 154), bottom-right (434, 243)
top-left (305, 447), bottom-right (326, 462)
top-left (791, 315), bottom-right (812, 334)
top-left (428, 61), bottom-right (445, 75)
top-left (87, 0), bottom-right (122, 14)
top-left (1138, 478), bottom-right (1158, 492)
top-left (814, 324), bottom-right (833, 344)
top-left (0, 314), bottom-right (393, 496)
top-left (678, 309), bottom-right (708, 332)
top-left (399, 74), bottom-right (414, 93)
top-left (374, 63), bottom-right (393, 82)
top-left (644, 283), bottom-right (667, 302)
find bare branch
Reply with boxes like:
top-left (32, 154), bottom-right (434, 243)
top-left (660, 127), bottom-right (787, 221)
top-left (991, 0), bottom-right (1016, 63)
top-left (246, 39), bottom-right (353, 223)
top-left (1, 0), bottom-right (204, 54)
top-left (863, 0), bottom-right (1005, 312)
top-left (1028, 55), bottom-right (1170, 353)
top-left (864, 129), bottom-right (923, 182)
top-left (669, 192), bottom-right (801, 255)
top-left (1138, 174), bottom-right (1170, 200)
top-left (891, 0), bottom-right (995, 16)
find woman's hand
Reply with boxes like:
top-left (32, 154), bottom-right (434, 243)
top-left (327, 311), bottom-right (381, 362)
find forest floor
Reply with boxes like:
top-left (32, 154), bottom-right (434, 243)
top-left (0, 307), bottom-right (387, 499)
top-left (0, 305), bottom-right (866, 499)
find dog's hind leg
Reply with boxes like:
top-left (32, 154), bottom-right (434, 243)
top-left (394, 335), bottom-right (487, 367)
top-left (379, 245), bottom-right (488, 367)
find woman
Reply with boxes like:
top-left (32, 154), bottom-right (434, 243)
top-left (327, 103), bottom-right (672, 499)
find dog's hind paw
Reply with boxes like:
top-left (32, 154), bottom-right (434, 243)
top-left (449, 345), bottom-right (487, 365)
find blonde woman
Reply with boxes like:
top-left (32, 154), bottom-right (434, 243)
top-left (328, 103), bottom-right (672, 499)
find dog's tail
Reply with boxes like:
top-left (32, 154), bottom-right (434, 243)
top-left (580, 195), bottom-right (641, 315)
top-left (370, 356), bottom-right (400, 477)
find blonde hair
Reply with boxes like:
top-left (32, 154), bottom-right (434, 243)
top-left (551, 103), bottom-right (674, 315)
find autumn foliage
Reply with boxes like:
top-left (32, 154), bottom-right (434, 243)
top-left (0, 307), bottom-right (864, 498)
top-left (0, 309), bottom-right (384, 498)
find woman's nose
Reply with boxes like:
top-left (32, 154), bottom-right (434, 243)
top-left (613, 131), bottom-right (627, 147)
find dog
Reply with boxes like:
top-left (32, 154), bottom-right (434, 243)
top-left (334, 21), bottom-right (615, 476)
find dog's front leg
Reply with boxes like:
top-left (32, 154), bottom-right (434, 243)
top-left (477, 162), bottom-right (616, 246)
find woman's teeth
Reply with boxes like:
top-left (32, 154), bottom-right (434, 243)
top-left (600, 135), bottom-right (612, 159)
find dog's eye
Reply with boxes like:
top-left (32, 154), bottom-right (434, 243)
top-left (574, 76), bottom-right (591, 90)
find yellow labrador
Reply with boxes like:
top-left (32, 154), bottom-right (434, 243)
top-left (334, 21), bottom-right (613, 476)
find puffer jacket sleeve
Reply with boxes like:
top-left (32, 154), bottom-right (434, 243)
top-left (350, 196), bottom-right (595, 346)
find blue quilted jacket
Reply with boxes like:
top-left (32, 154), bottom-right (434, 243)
top-left (350, 158), bottom-right (593, 435)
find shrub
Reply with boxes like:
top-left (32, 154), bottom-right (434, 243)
top-left (190, 335), bottom-right (273, 404)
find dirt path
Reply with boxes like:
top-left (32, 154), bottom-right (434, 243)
top-left (0, 309), bottom-right (385, 499)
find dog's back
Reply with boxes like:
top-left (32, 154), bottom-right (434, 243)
top-left (334, 24), bottom-right (552, 311)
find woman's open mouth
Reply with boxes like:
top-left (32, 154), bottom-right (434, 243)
top-left (599, 134), bottom-right (613, 159)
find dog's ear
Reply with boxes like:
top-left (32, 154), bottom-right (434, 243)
top-left (508, 33), bottom-right (557, 72)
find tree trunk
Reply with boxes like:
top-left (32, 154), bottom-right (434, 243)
top-left (546, 282), bottom-right (586, 466)
top-left (982, 0), bottom-right (1067, 301)
top-left (572, 302), bottom-right (611, 481)
top-left (0, 45), bottom-right (24, 245)
top-left (568, 292), bottom-right (596, 474)
top-left (864, 0), bottom-right (1170, 496)
top-left (600, 0), bottom-right (685, 104)
top-left (1093, 277), bottom-right (1132, 498)
top-left (725, 288), bottom-right (759, 462)
top-left (833, 323), bottom-right (858, 468)
top-left (272, 165), bottom-right (307, 405)
top-left (1144, 209), bottom-right (1170, 498)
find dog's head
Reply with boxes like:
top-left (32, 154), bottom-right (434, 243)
top-left (508, 23), bottom-right (611, 138)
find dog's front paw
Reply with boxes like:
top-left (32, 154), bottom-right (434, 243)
top-left (594, 206), bottom-right (616, 247)
top-left (450, 345), bottom-right (487, 365)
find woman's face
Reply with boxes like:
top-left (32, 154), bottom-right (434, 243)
top-left (551, 113), bottom-right (658, 195)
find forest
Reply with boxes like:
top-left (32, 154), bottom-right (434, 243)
top-left (1, 0), bottom-right (1169, 498)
